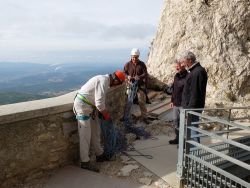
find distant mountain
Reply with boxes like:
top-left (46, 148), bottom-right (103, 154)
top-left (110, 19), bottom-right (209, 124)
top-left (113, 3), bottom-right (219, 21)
top-left (0, 62), bottom-right (123, 105)
top-left (0, 92), bottom-right (49, 105)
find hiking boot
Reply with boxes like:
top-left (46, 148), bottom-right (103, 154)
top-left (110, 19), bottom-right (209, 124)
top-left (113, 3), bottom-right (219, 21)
top-left (96, 153), bottom-right (110, 162)
top-left (80, 161), bottom-right (99, 172)
top-left (146, 97), bottom-right (151, 104)
top-left (169, 138), bottom-right (179, 145)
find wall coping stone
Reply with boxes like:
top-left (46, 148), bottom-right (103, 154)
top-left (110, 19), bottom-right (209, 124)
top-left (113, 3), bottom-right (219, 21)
top-left (0, 84), bottom-right (124, 125)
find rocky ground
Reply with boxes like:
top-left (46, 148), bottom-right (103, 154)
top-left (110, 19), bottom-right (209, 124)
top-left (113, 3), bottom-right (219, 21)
top-left (19, 120), bottom-right (174, 188)
top-left (96, 92), bottom-right (175, 187)
top-left (98, 117), bottom-right (174, 188)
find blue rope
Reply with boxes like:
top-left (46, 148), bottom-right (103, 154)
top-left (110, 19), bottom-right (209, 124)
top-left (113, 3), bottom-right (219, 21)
top-left (100, 119), bottom-right (127, 158)
top-left (100, 80), bottom-right (151, 158)
top-left (123, 81), bottom-right (151, 139)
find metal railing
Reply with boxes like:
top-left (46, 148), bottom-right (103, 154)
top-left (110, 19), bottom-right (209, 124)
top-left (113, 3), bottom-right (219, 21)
top-left (177, 107), bottom-right (250, 188)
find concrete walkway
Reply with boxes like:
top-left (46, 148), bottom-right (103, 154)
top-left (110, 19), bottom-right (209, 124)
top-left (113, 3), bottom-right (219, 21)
top-left (126, 135), bottom-right (178, 188)
top-left (44, 165), bottom-right (153, 188)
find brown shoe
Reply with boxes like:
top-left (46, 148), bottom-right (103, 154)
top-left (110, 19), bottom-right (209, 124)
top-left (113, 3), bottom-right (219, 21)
top-left (80, 161), bottom-right (99, 172)
top-left (169, 138), bottom-right (179, 145)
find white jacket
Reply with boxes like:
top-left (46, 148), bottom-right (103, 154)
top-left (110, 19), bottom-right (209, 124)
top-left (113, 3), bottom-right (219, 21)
top-left (78, 74), bottom-right (110, 112)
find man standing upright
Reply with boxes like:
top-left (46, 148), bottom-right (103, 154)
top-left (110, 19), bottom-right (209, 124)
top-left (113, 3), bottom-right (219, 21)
top-left (180, 51), bottom-right (208, 143)
top-left (169, 60), bottom-right (188, 144)
top-left (124, 48), bottom-right (149, 124)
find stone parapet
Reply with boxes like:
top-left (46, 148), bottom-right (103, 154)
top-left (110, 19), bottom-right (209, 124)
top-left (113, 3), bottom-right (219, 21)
top-left (0, 84), bottom-right (126, 187)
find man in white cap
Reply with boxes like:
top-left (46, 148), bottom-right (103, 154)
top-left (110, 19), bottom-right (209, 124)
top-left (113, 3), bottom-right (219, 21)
top-left (124, 48), bottom-right (149, 124)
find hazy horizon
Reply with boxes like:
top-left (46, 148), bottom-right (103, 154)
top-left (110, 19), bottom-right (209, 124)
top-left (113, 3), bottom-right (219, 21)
top-left (0, 0), bottom-right (163, 64)
top-left (0, 48), bottom-right (150, 65)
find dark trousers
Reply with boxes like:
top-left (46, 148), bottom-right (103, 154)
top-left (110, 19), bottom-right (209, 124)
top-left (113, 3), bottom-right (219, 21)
top-left (173, 106), bottom-right (181, 140)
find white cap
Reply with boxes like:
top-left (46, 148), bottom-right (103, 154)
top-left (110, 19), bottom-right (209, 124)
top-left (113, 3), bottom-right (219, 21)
top-left (130, 48), bottom-right (140, 56)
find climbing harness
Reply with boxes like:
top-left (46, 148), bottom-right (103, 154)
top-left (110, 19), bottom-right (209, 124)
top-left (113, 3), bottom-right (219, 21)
top-left (74, 93), bottom-right (96, 120)
top-left (76, 93), bottom-right (95, 107)
top-left (75, 114), bottom-right (90, 121)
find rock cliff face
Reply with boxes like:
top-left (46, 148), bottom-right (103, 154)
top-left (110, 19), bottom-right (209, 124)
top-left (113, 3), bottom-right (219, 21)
top-left (147, 0), bottom-right (250, 107)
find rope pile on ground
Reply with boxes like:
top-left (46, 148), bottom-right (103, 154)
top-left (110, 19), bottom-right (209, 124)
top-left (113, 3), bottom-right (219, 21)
top-left (100, 119), bottom-right (127, 159)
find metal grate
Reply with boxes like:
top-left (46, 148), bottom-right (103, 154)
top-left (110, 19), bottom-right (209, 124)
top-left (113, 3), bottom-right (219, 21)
top-left (177, 107), bottom-right (250, 188)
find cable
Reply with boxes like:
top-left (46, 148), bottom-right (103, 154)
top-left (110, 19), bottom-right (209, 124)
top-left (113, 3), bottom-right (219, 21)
top-left (122, 144), bottom-right (153, 159)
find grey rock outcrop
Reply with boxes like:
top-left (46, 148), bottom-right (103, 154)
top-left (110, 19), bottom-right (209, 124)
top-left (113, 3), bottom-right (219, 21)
top-left (147, 0), bottom-right (250, 108)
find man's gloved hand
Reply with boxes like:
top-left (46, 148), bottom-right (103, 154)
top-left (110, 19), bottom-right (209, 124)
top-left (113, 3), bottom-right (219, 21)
top-left (102, 112), bottom-right (110, 120)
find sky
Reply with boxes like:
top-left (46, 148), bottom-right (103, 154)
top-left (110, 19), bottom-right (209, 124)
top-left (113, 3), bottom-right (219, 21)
top-left (0, 0), bottom-right (164, 64)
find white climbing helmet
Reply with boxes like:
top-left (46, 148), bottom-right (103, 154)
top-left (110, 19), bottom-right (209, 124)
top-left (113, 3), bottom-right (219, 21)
top-left (130, 48), bottom-right (140, 56)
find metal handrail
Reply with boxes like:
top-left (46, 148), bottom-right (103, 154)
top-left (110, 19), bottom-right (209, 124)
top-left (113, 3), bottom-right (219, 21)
top-left (177, 106), bottom-right (250, 188)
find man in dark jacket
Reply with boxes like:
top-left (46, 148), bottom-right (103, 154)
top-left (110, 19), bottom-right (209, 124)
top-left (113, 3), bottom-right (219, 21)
top-left (180, 51), bottom-right (208, 143)
top-left (169, 60), bottom-right (188, 144)
top-left (124, 48), bottom-right (149, 123)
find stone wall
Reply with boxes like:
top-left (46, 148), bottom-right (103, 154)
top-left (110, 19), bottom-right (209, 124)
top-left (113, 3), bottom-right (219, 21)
top-left (0, 84), bottom-right (126, 187)
top-left (147, 0), bottom-right (250, 108)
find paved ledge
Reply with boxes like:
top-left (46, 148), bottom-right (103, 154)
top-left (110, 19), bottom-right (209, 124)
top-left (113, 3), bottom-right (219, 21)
top-left (0, 84), bottom-right (124, 125)
top-left (0, 91), bottom-right (77, 125)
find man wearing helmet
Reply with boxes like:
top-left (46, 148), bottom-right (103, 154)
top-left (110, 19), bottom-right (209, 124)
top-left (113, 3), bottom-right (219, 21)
top-left (73, 70), bottom-right (126, 172)
top-left (124, 48), bottom-right (149, 124)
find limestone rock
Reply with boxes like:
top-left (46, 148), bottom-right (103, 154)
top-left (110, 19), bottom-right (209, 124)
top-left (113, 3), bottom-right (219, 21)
top-left (125, 160), bottom-right (137, 165)
top-left (138, 177), bottom-right (152, 185)
top-left (147, 0), bottom-right (250, 108)
top-left (120, 155), bottom-right (130, 163)
top-left (143, 171), bottom-right (154, 177)
top-left (147, 74), bottom-right (167, 91)
top-left (125, 133), bottom-right (137, 144)
top-left (117, 164), bottom-right (139, 176)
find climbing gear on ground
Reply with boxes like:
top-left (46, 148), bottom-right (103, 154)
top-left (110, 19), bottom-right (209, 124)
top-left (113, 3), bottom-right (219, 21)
top-left (122, 144), bottom-right (153, 159)
top-left (100, 118), bottom-right (127, 159)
